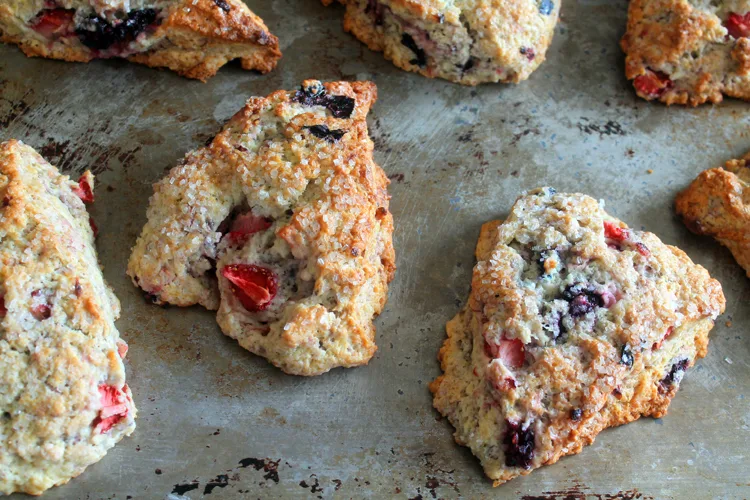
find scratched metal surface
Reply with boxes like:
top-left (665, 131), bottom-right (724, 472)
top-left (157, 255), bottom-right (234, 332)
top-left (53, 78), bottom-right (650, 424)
top-left (1, 0), bottom-right (749, 498)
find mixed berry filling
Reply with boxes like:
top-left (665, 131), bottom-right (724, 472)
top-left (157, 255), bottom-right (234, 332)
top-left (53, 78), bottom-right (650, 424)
top-left (92, 384), bottom-right (130, 434)
top-left (724, 12), bottom-right (750, 39)
top-left (633, 69), bottom-right (673, 99)
top-left (503, 420), bottom-right (535, 469)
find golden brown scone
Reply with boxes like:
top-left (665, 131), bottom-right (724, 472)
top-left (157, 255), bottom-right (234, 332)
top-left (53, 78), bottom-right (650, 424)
top-left (323, 0), bottom-right (560, 85)
top-left (675, 151), bottom-right (750, 276)
top-left (430, 188), bottom-right (725, 486)
top-left (621, 0), bottom-right (750, 105)
top-left (128, 80), bottom-right (396, 376)
top-left (0, 0), bottom-right (281, 81)
top-left (0, 140), bottom-right (136, 496)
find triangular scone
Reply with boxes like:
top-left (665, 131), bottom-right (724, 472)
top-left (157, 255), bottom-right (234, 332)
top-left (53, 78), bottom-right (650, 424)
top-left (0, 0), bottom-right (280, 81)
top-left (676, 151), bottom-right (750, 276)
top-left (621, 0), bottom-right (750, 105)
top-left (322, 0), bottom-right (560, 85)
top-left (0, 141), bottom-right (136, 496)
top-left (430, 188), bottom-right (725, 486)
top-left (128, 80), bottom-right (396, 376)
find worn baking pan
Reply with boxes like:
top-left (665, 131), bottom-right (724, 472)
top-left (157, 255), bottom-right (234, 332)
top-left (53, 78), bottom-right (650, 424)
top-left (1, 0), bottom-right (748, 498)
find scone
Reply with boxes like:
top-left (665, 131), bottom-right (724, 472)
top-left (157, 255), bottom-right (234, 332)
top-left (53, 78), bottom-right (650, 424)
top-left (0, 0), bottom-right (281, 81)
top-left (322, 0), bottom-right (560, 85)
top-left (430, 188), bottom-right (725, 486)
top-left (0, 140), bottom-right (136, 496)
top-left (128, 80), bottom-right (396, 376)
top-left (675, 151), bottom-right (750, 276)
top-left (621, 0), bottom-right (750, 105)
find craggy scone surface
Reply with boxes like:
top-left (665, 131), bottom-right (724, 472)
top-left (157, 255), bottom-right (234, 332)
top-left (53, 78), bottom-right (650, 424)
top-left (0, 140), bottom-right (135, 496)
top-left (621, 0), bottom-right (750, 105)
top-left (675, 151), bottom-right (750, 276)
top-left (128, 80), bottom-right (395, 376)
top-left (430, 188), bottom-right (725, 485)
top-left (323, 0), bottom-right (560, 85)
top-left (0, 0), bottom-right (281, 81)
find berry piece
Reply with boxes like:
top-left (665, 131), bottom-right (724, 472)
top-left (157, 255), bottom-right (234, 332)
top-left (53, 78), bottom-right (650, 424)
top-left (89, 217), bottom-right (98, 238)
top-left (30, 290), bottom-right (52, 321)
top-left (0, 296), bottom-right (6, 317)
top-left (660, 359), bottom-right (689, 390)
top-left (619, 344), bottom-right (634, 367)
top-left (225, 212), bottom-right (272, 246)
top-left (539, 0), bottom-right (554, 15)
top-left (76, 9), bottom-right (158, 51)
top-left (570, 408), bottom-right (582, 421)
top-left (633, 70), bottom-right (673, 99)
top-left (503, 420), bottom-right (535, 469)
top-left (93, 384), bottom-right (130, 433)
top-left (562, 284), bottom-right (604, 317)
top-left (325, 95), bottom-right (356, 119)
top-left (116, 340), bottom-right (128, 359)
top-left (31, 8), bottom-right (74, 38)
top-left (604, 221), bottom-right (627, 241)
top-left (213, 0), bottom-right (231, 12)
top-left (305, 125), bottom-right (346, 143)
top-left (520, 47), bottom-right (536, 61)
top-left (724, 12), bottom-right (750, 38)
top-left (485, 336), bottom-right (525, 368)
top-left (222, 264), bottom-right (277, 312)
top-left (72, 175), bottom-right (94, 203)
top-left (401, 33), bottom-right (427, 67)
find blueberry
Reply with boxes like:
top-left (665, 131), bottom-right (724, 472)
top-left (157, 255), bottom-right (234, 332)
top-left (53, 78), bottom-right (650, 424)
top-left (401, 33), bottom-right (427, 68)
top-left (562, 284), bottom-right (603, 317)
top-left (305, 125), bottom-right (346, 143)
top-left (213, 0), bottom-right (231, 12)
top-left (660, 359), bottom-right (689, 389)
top-left (570, 408), bottom-right (582, 421)
top-left (76, 8), bottom-right (158, 50)
top-left (620, 344), bottom-right (634, 367)
top-left (503, 420), bottom-right (535, 469)
top-left (325, 95), bottom-right (356, 119)
top-left (292, 85), bottom-right (355, 119)
top-left (539, 0), bottom-right (554, 15)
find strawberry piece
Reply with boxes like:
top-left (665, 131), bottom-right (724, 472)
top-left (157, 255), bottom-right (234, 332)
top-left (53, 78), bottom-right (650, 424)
top-left (0, 296), bottom-right (6, 318)
top-left (633, 70), bottom-right (673, 99)
top-left (221, 264), bottom-right (277, 312)
top-left (653, 326), bottom-right (674, 350)
top-left (89, 217), bottom-right (98, 238)
top-left (116, 340), bottom-right (128, 359)
top-left (30, 290), bottom-right (51, 320)
top-left (225, 213), bottom-right (272, 246)
top-left (725, 12), bottom-right (750, 39)
top-left (72, 175), bottom-right (94, 204)
top-left (635, 242), bottom-right (650, 257)
top-left (31, 8), bottom-right (74, 38)
top-left (603, 221), bottom-right (627, 241)
top-left (485, 336), bottom-right (525, 368)
top-left (92, 384), bottom-right (130, 434)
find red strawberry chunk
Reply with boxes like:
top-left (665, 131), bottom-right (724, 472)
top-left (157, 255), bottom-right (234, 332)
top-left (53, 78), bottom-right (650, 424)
top-left (633, 70), bottom-right (673, 99)
top-left (604, 221), bottom-right (627, 241)
top-left (116, 340), bottom-right (128, 359)
top-left (72, 175), bottom-right (94, 204)
top-left (485, 336), bottom-right (525, 369)
top-left (30, 290), bottom-right (52, 320)
top-left (725, 12), bottom-right (750, 38)
top-left (31, 8), bottom-right (74, 38)
top-left (222, 264), bottom-right (277, 312)
top-left (225, 213), bottom-right (272, 246)
top-left (93, 384), bottom-right (130, 434)
top-left (635, 242), bottom-right (650, 257)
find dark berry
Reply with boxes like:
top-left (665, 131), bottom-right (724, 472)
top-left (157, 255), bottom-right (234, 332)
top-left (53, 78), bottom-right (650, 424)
top-left (76, 9), bottom-right (158, 51)
top-left (539, 0), bottom-right (554, 15)
top-left (660, 359), bottom-right (689, 389)
top-left (520, 47), bottom-right (536, 61)
top-left (213, 0), bottom-right (231, 12)
top-left (570, 408), bottom-right (582, 421)
top-left (401, 33), bottom-right (427, 67)
top-left (365, 0), bottom-right (384, 25)
top-left (620, 344), bottom-right (634, 367)
top-left (292, 85), bottom-right (355, 119)
top-left (459, 57), bottom-right (476, 73)
top-left (562, 284), bottom-right (603, 317)
top-left (325, 95), bottom-right (356, 119)
top-left (305, 125), bottom-right (346, 143)
top-left (503, 420), bottom-right (535, 469)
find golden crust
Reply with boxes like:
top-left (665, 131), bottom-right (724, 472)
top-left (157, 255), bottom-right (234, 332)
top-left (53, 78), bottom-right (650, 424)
top-left (0, 0), bottom-right (281, 81)
top-left (675, 151), bottom-right (750, 276)
top-left (128, 81), bottom-right (396, 376)
top-left (0, 140), bottom-right (135, 496)
top-left (430, 188), bottom-right (725, 486)
top-left (324, 0), bottom-right (560, 85)
top-left (621, 0), bottom-right (750, 106)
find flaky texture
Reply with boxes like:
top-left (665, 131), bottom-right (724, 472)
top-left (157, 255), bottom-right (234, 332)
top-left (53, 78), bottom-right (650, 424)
top-left (128, 80), bottom-right (396, 376)
top-left (323, 0), bottom-right (560, 85)
top-left (621, 0), bottom-right (750, 105)
top-left (430, 188), bottom-right (725, 486)
top-left (0, 141), bottom-right (135, 496)
top-left (675, 151), bottom-right (750, 276)
top-left (0, 0), bottom-right (280, 81)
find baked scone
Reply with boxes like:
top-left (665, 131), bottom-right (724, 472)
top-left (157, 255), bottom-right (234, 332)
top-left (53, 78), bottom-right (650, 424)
top-left (621, 0), bottom-right (750, 105)
top-left (127, 80), bottom-right (396, 376)
top-left (0, 0), bottom-right (281, 81)
top-left (0, 140), bottom-right (136, 496)
top-left (322, 0), bottom-right (560, 85)
top-left (675, 151), bottom-right (750, 276)
top-left (430, 188), bottom-right (725, 486)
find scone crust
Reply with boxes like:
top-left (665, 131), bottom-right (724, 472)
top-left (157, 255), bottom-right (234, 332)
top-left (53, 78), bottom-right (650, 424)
top-left (0, 0), bottom-right (281, 81)
top-left (621, 0), bottom-right (750, 105)
top-left (128, 81), bottom-right (395, 376)
top-left (675, 151), bottom-right (750, 276)
top-left (0, 140), bottom-right (135, 496)
top-left (324, 0), bottom-right (560, 85)
top-left (430, 188), bottom-right (725, 485)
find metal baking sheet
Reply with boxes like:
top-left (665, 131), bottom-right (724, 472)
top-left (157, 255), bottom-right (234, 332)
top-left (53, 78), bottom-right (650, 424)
top-left (2, 0), bottom-right (749, 498)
